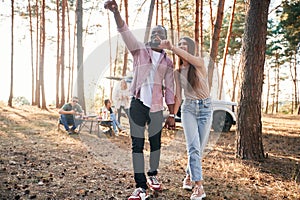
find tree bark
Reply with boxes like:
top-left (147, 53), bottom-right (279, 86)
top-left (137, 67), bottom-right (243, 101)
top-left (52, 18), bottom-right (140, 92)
top-left (66, 1), bottom-right (71, 103)
top-left (144, 0), bottom-right (156, 43)
top-left (39, 0), bottom-right (47, 109)
top-left (56, 0), bottom-right (60, 108)
top-left (195, 0), bottom-right (200, 56)
top-left (236, 0), bottom-right (270, 160)
top-left (168, 0), bottom-right (175, 63)
top-left (219, 0), bottom-right (236, 99)
top-left (28, 0), bottom-right (35, 105)
top-left (8, 0), bottom-right (14, 107)
top-left (122, 0), bottom-right (129, 77)
top-left (60, 0), bottom-right (66, 106)
top-left (207, 0), bottom-right (225, 90)
top-left (176, 0), bottom-right (180, 39)
top-left (76, 0), bottom-right (86, 111)
top-left (35, 0), bottom-right (39, 106)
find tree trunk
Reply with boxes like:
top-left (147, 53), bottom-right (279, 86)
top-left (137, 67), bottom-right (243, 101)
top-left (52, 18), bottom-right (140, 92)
top-left (35, 0), bottom-right (39, 106)
top-left (209, 0), bottom-right (214, 39)
top-left (275, 53), bottom-right (279, 113)
top-left (160, 0), bottom-right (164, 26)
top-left (56, 0), bottom-right (60, 108)
top-left (236, 0), bottom-right (270, 160)
top-left (176, 0), bottom-right (180, 39)
top-left (70, 21), bottom-right (77, 99)
top-left (168, 0), bottom-right (175, 63)
top-left (219, 0), bottom-right (236, 100)
top-left (107, 11), bottom-right (113, 101)
top-left (60, 0), bottom-right (66, 106)
top-left (76, 0), bottom-right (86, 111)
top-left (144, 0), bottom-right (156, 43)
top-left (207, 0), bottom-right (225, 90)
top-left (122, 0), bottom-right (129, 77)
top-left (155, 0), bottom-right (159, 25)
top-left (195, 0), bottom-right (200, 55)
top-left (293, 51), bottom-right (298, 112)
top-left (28, 0), bottom-right (35, 105)
top-left (200, 0), bottom-right (203, 55)
top-left (39, 0), bottom-right (47, 109)
top-left (264, 67), bottom-right (270, 114)
top-left (231, 55), bottom-right (241, 102)
top-left (8, 0), bottom-right (14, 107)
top-left (66, 1), bottom-right (71, 103)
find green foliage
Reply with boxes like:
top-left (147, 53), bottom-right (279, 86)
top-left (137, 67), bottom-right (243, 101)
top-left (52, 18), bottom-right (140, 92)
top-left (217, 0), bottom-right (245, 60)
top-left (279, 0), bottom-right (300, 51)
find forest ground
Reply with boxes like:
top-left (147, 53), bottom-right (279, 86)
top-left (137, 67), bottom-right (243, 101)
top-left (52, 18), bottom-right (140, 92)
top-left (0, 102), bottom-right (299, 200)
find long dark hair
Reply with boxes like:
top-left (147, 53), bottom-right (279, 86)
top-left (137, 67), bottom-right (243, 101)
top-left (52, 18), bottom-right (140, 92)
top-left (179, 37), bottom-right (199, 91)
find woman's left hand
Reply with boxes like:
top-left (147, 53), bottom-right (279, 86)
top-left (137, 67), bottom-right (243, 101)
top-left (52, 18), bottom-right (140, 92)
top-left (159, 40), bottom-right (172, 50)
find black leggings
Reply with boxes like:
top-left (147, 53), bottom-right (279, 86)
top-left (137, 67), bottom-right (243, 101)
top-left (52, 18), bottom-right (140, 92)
top-left (129, 98), bottom-right (163, 189)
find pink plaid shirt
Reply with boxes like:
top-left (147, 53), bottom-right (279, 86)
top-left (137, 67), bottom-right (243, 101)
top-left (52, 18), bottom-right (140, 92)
top-left (118, 23), bottom-right (175, 112)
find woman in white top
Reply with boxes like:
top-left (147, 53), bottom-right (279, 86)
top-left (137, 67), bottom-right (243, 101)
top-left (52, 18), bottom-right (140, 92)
top-left (159, 37), bottom-right (212, 200)
top-left (114, 79), bottom-right (131, 123)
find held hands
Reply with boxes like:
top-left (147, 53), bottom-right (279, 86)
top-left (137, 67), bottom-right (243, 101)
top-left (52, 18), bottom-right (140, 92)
top-left (164, 116), bottom-right (176, 130)
top-left (104, 0), bottom-right (118, 13)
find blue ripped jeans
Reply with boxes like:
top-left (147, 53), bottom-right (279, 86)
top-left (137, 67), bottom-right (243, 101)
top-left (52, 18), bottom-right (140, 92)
top-left (181, 98), bottom-right (213, 181)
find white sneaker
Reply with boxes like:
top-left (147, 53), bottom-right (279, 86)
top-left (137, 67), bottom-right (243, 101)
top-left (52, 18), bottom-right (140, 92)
top-left (183, 176), bottom-right (193, 190)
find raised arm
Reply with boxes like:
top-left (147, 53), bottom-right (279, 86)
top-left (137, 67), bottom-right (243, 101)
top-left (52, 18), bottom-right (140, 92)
top-left (159, 40), bottom-right (206, 77)
top-left (104, 0), bottom-right (143, 54)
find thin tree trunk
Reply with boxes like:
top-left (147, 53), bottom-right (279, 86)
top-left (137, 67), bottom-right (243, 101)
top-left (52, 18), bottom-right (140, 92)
top-left (28, 0), bottom-right (35, 105)
top-left (231, 56), bottom-right (241, 102)
top-left (207, 0), bottom-right (225, 90)
top-left (60, 0), bottom-right (66, 106)
top-left (236, 0), bottom-right (270, 160)
top-left (66, 1), bottom-right (71, 103)
top-left (168, 0), bottom-right (175, 63)
top-left (144, 0), bottom-right (156, 43)
top-left (107, 11), bottom-right (113, 101)
top-left (40, 0), bottom-right (46, 109)
top-left (8, 0), bottom-right (14, 107)
top-left (155, 0), bottom-right (159, 25)
top-left (209, 0), bottom-right (214, 39)
top-left (293, 50), bottom-right (298, 111)
top-left (56, 0), bottom-right (60, 108)
top-left (219, 0), bottom-right (236, 99)
top-left (76, 0), bottom-right (86, 111)
top-left (70, 21), bottom-right (76, 99)
top-left (122, 0), bottom-right (129, 77)
top-left (160, 0), bottom-right (164, 26)
top-left (35, 0), bottom-right (39, 106)
top-left (265, 66), bottom-right (270, 114)
top-left (275, 57), bottom-right (279, 113)
top-left (195, 0), bottom-right (200, 56)
top-left (200, 0), bottom-right (203, 55)
top-left (176, 0), bottom-right (180, 39)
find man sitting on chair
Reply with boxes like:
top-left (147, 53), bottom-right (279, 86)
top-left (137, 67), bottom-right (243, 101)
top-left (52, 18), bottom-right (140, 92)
top-left (59, 97), bottom-right (83, 134)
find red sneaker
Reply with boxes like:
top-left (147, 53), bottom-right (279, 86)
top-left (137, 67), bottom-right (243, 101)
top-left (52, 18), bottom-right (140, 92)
top-left (128, 187), bottom-right (149, 200)
top-left (147, 176), bottom-right (161, 191)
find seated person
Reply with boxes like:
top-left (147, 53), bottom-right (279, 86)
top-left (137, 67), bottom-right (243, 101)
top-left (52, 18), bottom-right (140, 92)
top-left (102, 99), bottom-right (123, 136)
top-left (59, 97), bottom-right (83, 134)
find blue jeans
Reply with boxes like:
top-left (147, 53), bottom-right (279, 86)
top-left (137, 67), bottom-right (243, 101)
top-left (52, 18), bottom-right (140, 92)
top-left (181, 98), bottom-right (213, 181)
top-left (110, 113), bottom-right (122, 132)
top-left (60, 114), bottom-right (81, 131)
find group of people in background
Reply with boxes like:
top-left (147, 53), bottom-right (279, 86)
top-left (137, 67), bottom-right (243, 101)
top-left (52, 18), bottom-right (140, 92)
top-left (60, 0), bottom-right (213, 199)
